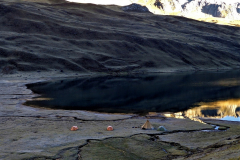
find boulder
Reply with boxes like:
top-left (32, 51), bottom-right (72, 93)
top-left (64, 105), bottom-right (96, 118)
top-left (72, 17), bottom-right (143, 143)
top-left (122, 3), bottom-right (150, 12)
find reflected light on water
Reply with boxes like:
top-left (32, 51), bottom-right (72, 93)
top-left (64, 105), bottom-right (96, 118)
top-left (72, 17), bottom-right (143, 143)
top-left (28, 98), bottom-right (53, 101)
top-left (221, 116), bottom-right (240, 121)
top-left (164, 112), bottom-right (206, 124)
top-left (191, 78), bottom-right (240, 87)
top-left (214, 79), bottom-right (240, 87)
top-left (172, 99), bottom-right (240, 122)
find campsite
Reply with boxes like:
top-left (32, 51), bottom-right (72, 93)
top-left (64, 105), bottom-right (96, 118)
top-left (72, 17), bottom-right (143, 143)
top-left (1, 0), bottom-right (240, 159)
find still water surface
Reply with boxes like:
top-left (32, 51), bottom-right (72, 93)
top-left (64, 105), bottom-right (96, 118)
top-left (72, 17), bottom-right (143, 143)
top-left (25, 71), bottom-right (240, 121)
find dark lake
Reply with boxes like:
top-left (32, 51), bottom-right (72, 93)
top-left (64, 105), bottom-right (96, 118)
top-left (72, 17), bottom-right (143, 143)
top-left (25, 71), bottom-right (240, 120)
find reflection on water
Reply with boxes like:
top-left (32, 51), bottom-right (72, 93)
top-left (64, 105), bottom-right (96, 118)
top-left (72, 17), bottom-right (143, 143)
top-left (169, 99), bottom-right (240, 122)
top-left (222, 116), bottom-right (240, 121)
top-left (25, 71), bottom-right (240, 118)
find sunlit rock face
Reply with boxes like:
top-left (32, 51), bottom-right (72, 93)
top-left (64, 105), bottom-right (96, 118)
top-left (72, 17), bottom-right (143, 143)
top-left (65, 0), bottom-right (137, 6)
top-left (66, 0), bottom-right (240, 19)
top-left (137, 0), bottom-right (240, 20)
top-left (66, 0), bottom-right (240, 25)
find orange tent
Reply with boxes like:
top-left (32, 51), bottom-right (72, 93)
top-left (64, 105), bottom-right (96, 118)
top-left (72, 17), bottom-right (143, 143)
top-left (107, 126), bottom-right (113, 131)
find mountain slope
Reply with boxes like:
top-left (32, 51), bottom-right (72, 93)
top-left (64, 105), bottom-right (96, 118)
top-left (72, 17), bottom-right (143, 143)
top-left (1, 0), bottom-right (240, 75)
top-left (67, 0), bottom-right (240, 26)
top-left (137, 0), bottom-right (240, 26)
top-left (137, 0), bottom-right (240, 18)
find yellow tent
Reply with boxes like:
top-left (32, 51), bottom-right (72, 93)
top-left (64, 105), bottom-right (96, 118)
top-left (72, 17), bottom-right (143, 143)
top-left (141, 120), bottom-right (154, 130)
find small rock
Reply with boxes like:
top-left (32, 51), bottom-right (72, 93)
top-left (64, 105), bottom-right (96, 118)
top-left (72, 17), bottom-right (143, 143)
top-left (122, 4), bottom-right (150, 13)
top-left (1, 66), bottom-right (15, 74)
top-left (218, 126), bottom-right (227, 130)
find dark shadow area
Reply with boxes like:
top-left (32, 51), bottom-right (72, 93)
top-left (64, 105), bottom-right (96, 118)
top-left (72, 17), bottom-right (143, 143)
top-left (201, 4), bottom-right (221, 17)
top-left (237, 107), bottom-right (240, 112)
top-left (201, 109), bottom-right (219, 117)
top-left (154, 0), bottom-right (164, 9)
top-left (237, 8), bottom-right (240, 13)
top-left (181, 0), bottom-right (192, 9)
top-left (25, 71), bottom-right (240, 114)
top-left (237, 4), bottom-right (240, 13)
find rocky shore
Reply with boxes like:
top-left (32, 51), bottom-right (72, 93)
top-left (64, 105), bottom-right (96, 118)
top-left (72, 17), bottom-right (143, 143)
top-left (0, 75), bottom-right (240, 160)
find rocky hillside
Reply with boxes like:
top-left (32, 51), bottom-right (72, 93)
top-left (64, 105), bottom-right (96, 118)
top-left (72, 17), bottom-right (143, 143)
top-left (1, 0), bottom-right (240, 76)
top-left (137, 0), bottom-right (240, 19)
top-left (67, 0), bottom-right (240, 26)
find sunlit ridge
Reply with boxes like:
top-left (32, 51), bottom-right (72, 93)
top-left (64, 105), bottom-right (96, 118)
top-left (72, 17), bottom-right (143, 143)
top-left (66, 0), bottom-right (136, 6)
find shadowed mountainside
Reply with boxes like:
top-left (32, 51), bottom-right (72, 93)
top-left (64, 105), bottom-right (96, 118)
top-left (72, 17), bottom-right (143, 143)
top-left (1, 0), bottom-right (240, 75)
